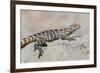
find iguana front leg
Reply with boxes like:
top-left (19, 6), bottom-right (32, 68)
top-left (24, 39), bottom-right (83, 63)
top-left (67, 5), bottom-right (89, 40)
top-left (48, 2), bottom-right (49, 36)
top-left (61, 35), bottom-right (82, 41)
top-left (61, 33), bottom-right (82, 41)
top-left (61, 36), bottom-right (76, 41)
top-left (60, 32), bottom-right (75, 41)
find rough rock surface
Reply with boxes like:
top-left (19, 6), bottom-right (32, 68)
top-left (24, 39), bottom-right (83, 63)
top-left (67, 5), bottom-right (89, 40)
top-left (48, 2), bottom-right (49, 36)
top-left (21, 35), bottom-right (89, 63)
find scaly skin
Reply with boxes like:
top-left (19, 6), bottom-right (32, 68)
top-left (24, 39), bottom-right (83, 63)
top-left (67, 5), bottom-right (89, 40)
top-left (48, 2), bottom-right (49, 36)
top-left (21, 23), bottom-right (81, 58)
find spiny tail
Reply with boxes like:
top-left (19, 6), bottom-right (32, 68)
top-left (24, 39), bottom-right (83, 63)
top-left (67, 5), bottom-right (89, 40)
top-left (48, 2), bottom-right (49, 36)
top-left (21, 35), bottom-right (36, 48)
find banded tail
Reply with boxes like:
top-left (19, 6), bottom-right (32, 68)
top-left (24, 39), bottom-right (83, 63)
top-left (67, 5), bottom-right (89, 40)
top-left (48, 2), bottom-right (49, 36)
top-left (21, 35), bottom-right (37, 48)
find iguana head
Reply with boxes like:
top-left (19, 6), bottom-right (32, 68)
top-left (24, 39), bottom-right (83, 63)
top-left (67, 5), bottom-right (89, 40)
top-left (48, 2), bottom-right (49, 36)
top-left (63, 23), bottom-right (81, 36)
top-left (70, 23), bottom-right (81, 31)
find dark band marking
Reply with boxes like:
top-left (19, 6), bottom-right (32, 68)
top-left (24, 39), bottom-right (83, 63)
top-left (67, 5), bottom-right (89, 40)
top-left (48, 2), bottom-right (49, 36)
top-left (28, 35), bottom-right (33, 42)
top-left (54, 29), bottom-right (59, 40)
top-left (48, 30), bottom-right (54, 41)
top-left (45, 30), bottom-right (50, 41)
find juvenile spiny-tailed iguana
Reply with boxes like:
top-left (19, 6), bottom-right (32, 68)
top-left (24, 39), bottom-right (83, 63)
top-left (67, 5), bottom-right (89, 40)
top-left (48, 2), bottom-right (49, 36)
top-left (21, 23), bottom-right (81, 58)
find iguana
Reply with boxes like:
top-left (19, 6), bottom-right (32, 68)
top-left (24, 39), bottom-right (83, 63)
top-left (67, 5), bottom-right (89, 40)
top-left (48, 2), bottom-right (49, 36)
top-left (21, 23), bottom-right (81, 58)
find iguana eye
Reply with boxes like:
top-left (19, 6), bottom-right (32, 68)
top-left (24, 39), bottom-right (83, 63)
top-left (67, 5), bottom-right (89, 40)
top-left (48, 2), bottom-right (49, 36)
top-left (74, 24), bottom-right (78, 27)
top-left (70, 28), bottom-right (73, 30)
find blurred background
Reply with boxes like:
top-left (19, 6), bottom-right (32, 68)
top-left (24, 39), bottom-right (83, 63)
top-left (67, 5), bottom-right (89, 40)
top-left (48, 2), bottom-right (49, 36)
top-left (20, 10), bottom-right (89, 39)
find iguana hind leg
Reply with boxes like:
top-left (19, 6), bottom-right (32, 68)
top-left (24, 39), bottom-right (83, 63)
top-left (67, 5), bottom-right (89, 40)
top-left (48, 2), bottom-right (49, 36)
top-left (34, 43), bottom-right (44, 58)
top-left (34, 40), bottom-right (48, 58)
top-left (41, 43), bottom-right (48, 47)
